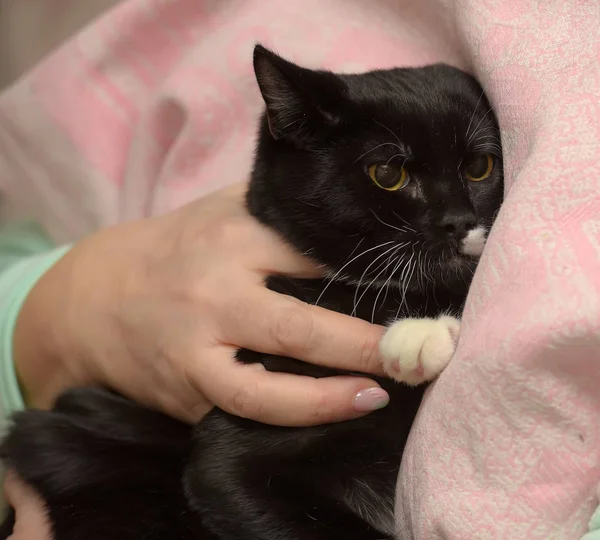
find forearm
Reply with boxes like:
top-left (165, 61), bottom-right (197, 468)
top-left (0, 221), bottom-right (70, 423)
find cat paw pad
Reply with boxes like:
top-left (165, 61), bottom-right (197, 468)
top-left (380, 316), bottom-right (460, 385)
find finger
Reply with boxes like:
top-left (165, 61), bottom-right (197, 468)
top-left (199, 354), bottom-right (389, 426)
top-left (219, 182), bottom-right (248, 199)
top-left (222, 290), bottom-right (387, 376)
top-left (242, 221), bottom-right (323, 278)
top-left (4, 471), bottom-right (30, 508)
top-left (195, 182), bottom-right (323, 278)
top-left (4, 471), bottom-right (51, 540)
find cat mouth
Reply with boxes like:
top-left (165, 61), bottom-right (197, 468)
top-left (442, 241), bottom-right (483, 271)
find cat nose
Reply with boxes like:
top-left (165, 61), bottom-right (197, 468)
top-left (436, 211), bottom-right (476, 239)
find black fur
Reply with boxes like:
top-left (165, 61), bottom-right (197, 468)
top-left (1, 45), bottom-right (503, 539)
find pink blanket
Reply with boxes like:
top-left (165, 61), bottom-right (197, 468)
top-left (0, 0), bottom-right (598, 537)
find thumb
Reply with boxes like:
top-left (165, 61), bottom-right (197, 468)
top-left (4, 471), bottom-right (51, 540)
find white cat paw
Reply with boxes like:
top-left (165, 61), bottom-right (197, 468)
top-left (379, 316), bottom-right (461, 385)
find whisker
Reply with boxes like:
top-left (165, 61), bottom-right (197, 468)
top-left (392, 212), bottom-right (416, 232)
top-left (371, 250), bottom-right (407, 323)
top-left (315, 240), bottom-right (392, 306)
top-left (385, 152), bottom-right (405, 167)
top-left (405, 262), bottom-right (417, 308)
top-left (352, 244), bottom-right (401, 315)
top-left (368, 245), bottom-right (402, 278)
top-left (346, 238), bottom-right (366, 260)
top-left (423, 248), bottom-right (436, 284)
top-left (370, 210), bottom-right (412, 234)
top-left (398, 251), bottom-right (416, 310)
top-left (470, 133), bottom-right (502, 143)
top-left (394, 255), bottom-right (415, 320)
top-left (294, 197), bottom-right (321, 208)
top-left (354, 257), bottom-right (397, 317)
top-left (417, 250), bottom-right (425, 292)
top-left (373, 119), bottom-right (402, 148)
top-left (465, 90), bottom-right (485, 141)
top-left (369, 252), bottom-right (400, 323)
top-left (467, 106), bottom-right (495, 145)
top-left (353, 142), bottom-right (402, 164)
top-left (381, 259), bottom-right (402, 308)
top-left (471, 143), bottom-right (503, 155)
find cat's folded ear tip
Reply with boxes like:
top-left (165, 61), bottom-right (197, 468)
top-left (252, 45), bottom-right (289, 84)
top-left (253, 44), bottom-right (274, 73)
top-left (253, 44), bottom-right (275, 61)
top-left (253, 44), bottom-right (288, 67)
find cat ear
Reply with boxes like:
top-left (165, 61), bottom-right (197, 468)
top-left (253, 45), bottom-right (346, 142)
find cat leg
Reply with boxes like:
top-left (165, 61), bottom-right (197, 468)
top-left (380, 316), bottom-right (460, 385)
top-left (0, 509), bottom-right (15, 540)
top-left (0, 388), bottom-right (195, 540)
top-left (187, 414), bottom-right (394, 540)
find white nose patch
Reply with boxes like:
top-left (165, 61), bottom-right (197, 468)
top-left (461, 226), bottom-right (487, 257)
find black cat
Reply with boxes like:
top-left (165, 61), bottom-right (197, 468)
top-left (0, 45), bottom-right (503, 540)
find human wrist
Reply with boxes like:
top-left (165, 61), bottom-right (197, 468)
top-left (12, 219), bottom-right (170, 410)
top-left (12, 246), bottom-right (85, 409)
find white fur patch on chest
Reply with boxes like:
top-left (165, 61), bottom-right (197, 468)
top-left (461, 226), bottom-right (487, 257)
top-left (343, 478), bottom-right (396, 537)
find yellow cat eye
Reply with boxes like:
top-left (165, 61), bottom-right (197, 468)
top-left (368, 163), bottom-right (409, 191)
top-left (464, 153), bottom-right (494, 182)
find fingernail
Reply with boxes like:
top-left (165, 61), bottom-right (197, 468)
top-left (353, 387), bottom-right (390, 412)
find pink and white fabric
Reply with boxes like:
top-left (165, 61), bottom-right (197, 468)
top-left (0, 0), bottom-right (598, 538)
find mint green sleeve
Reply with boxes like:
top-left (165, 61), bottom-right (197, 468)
top-left (0, 222), bottom-right (70, 431)
top-left (583, 506), bottom-right (600, 540)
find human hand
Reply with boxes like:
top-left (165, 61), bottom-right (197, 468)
top-left (13, 183), bottom-right (389, 426)
top-left (3, 471), bottom-right (51, 540)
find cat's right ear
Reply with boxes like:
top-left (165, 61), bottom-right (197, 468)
top-left (253, 45), bottom-right (346, 142)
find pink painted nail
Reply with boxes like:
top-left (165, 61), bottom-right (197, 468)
top-left (353, 388), bottom-right (390, 412)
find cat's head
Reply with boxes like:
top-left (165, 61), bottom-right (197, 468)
top-left (247, 45), bottom-right (503, 292)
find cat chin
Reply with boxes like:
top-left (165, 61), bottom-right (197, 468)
top-left (439, 255), bottom-right (478, 279)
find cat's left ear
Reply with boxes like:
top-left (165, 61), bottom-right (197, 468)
top-left (253, 45), bottom-right (346, 142)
